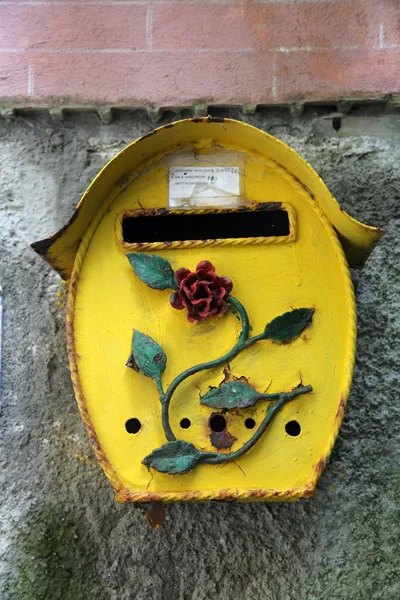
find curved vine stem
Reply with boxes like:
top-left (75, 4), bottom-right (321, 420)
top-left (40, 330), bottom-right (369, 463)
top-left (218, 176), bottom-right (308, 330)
top-left (161, 297), bottom-right (251, 442)
top-left (154, 374), bottom-right (164, 396)
top-left (200, 385), bottom-right (312, 464)
top-left (158, 299), bottom-right (312, 470)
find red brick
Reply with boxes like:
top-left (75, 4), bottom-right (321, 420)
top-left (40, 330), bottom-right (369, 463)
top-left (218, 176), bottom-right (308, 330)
top-left (0, 0), bottom-right (397, 107)
top-left (275, 47), bottom-right (400, 103)
top-left (153, 1), bottom-right (380, 52)
top-left (152, 4), bottom-right (254, 50)
top-left (0, 4), bottom-right (148, 51)
top-left (379, 0), bottom-right (400, 47)
top-left (0, 53), bottom-right (28, 99)
top-left (28, 49), bottom-right (273, 105)
top-left (250, 0), bottom-right (380, 50)
top-left (19, 0), bottom-right (148, 3)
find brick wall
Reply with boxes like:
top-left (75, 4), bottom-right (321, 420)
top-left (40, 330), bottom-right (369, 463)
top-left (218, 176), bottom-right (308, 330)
top-left (0, 0), bottom-right (398, 109)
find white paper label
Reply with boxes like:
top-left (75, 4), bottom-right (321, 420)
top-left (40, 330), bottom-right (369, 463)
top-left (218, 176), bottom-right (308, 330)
top-left (168, 166), bottom-right (240, 207)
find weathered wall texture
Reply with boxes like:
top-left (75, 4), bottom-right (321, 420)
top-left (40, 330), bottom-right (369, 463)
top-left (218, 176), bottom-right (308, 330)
top-left (0, 107), bottom-right (399, 599)
top-left (0, 0), bottom-right (398, 109)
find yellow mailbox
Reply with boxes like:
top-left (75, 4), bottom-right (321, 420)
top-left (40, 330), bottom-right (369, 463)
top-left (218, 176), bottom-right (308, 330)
top-left (32, 117), bottom-right (382, 503)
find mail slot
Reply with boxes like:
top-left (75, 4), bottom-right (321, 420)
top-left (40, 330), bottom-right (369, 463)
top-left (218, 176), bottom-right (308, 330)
top-left (120, 206), bottom-right (291, 243)
top-left (31, 117), bottom-right (383, 503)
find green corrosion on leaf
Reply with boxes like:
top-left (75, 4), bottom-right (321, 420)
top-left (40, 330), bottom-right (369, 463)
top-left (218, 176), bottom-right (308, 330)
top-left (142, 440), bottom-right (203, 474)
top-left (200, 380), bottom-right (263, 410)
top-left (127, 253), bottom-right (177, 290)
top-left (129, 330), bottom-right (167, 379)
top-left (264, 308), bottom-right (314, 344)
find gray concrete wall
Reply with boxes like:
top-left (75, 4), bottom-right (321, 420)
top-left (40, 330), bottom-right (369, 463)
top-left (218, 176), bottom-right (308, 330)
top-left (0, 107), bottom-right (399, 600)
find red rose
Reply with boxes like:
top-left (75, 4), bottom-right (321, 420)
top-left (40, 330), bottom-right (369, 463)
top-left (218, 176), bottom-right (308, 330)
top-left (170, 260), bottom-right (233, 323)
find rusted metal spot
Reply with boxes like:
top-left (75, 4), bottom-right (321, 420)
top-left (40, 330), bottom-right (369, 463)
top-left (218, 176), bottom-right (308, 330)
top-left (30, 202), bottom-right (83, 278)
top-left (286, 169), bottom-right (314, 198)
top-left (140, 130), bottom-right (156, 140)
top-left (335, 393), bottom-right (347, 423)
top-left (222, 364), bottom-right (231, 382)
top-left (153, 352), bottom-right (165, 366)
top-left (314, 457), bottom-right (326, 474)
top-left (335, 228), bottom-right (383, 268)
top-left (255, 201), bottom-right (282, 211)
top-left (210, 429), bottom-right (236, 450)
top-left (126, 351), bottom-right (139, 372)
top-left (145, 501), bottom-right (166, 530)
top-left (304, 185), bottom-right (315, 199)
top-left (116, 174), bottom-right (130, 187)
top-left (190, 116), bottom-right (225, 124)
top-left (88, 434), bottom-right (101, 452)
top-left (208, 410), bottom-right (236, 450)
top-left (232, 374), bottom-right (248, 384)
top-left (132, 492), bottom-right (165, 503)
top-left (220, 364), bottom-right (248, 386)
top-left (247, 489), bottom-right (270, 499)
top-left (123, 207), bottom-right (168, 220)
top-left (30, 235), bottom-right (56, 259)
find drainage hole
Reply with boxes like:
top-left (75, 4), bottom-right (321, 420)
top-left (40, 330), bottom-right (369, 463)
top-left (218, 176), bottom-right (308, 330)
top-left (180, 418), bottom-right (191, 429)
top-left (209, 414), bottom-right (226, 433)
top-left (125, 418), bottom-right (141, 434)
top-left (285, 420), bottom-right (301, 437)
top-left (245, 418), bottom-right (256, 429)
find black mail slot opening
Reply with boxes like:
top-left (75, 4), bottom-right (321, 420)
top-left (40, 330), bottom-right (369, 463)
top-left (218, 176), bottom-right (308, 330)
top-left (122, 208), bottom-right (290, 243)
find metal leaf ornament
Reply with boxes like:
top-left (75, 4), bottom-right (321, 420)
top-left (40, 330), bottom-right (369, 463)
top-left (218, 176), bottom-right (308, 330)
top-left (264, 308), bottom-right (314, 344)
top-left (143, 440), bottom-right (203, 475)
top-left (127, 330), bottom-right (166, 380)
top-left (127, 253), bottom-right (177, 290)
top-left (201, 381), bottom-right (263, 410)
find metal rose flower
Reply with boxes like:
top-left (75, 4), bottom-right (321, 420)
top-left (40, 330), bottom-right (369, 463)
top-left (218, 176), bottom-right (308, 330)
top-left (170, 260), bottom-right (233, 323)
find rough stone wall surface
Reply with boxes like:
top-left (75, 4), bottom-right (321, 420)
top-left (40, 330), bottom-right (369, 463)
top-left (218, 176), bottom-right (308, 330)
top-left (0, 0), bottom-right (399, 108)
top-left (0, 108), bottom-right (399, 600)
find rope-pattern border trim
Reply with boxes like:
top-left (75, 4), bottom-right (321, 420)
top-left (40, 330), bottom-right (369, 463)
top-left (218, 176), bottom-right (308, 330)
top-left (121, 235), bottom-right (294, 252)
top-left (116, 204), bottom-right (297, 252)
top-left (66, 155), bottom-right (356, 504)
top-left (115, 485), bottom-right (315, 504)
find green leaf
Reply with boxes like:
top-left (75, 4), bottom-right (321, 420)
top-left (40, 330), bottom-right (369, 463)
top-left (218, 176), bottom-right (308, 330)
top-left (142, 440), bottom-right (203, 474)
top-left (128, 330), bottom-right (166, 379)
top-left (127, 253), bottom-right (177, 290)
top-left (264, 308), bottom-right (314, 344)
top-left (200, 380), bottom-right (262, 409)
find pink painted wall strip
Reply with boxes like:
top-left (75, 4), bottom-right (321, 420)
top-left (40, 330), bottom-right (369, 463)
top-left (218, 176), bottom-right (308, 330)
top-left (0, 0), bottom-right (398, 107)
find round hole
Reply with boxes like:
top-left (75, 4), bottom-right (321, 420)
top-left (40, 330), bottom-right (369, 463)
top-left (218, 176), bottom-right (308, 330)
top-left (209, 414), bottom-right (226, 433)
top-left (180, 418), bottom-right (191, 429)
top-left (125, 418), bottom-right (141, 434)
top-left (285, 420), bottom-right (301, 437)
top-left (245, 418), bottom-right (256, 430)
